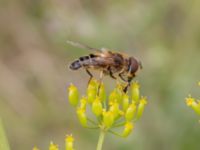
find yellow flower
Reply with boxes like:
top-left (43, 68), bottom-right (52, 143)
top-left (136, 97), bottom-right (147, 120)
top-left (109, 102), bottom-right (120, 119)
top-left (33, 146), bottom-right (40, 150)
top-left (87, 79), bottom-right (98, 103)
top-left (68, 84), bottom-right (79, 107)
top-left (119, 110), bottom-right (125, 116)
top-left (103, 111), bottom-right (114, 128)
top-left (99, 83), bottom-right (106, 102)
top-left (186, 96), bottom-right (200, 115)
top-left (122, 94), bottom-right (129, 111)
top-left (198, 82), bottom-right (200, 86)
top-left (65, 135), bottom-right (75, 150)
top-left (108, 88), bottom-right (123, 104)
top-left (65, 80), bottom-right (147, 142)
top-left (125, 102), bottom-right (136, 121)
top-left (186, 96), bottom-right (195, 106)
top-left (76, 108), bottom-right (87, 127)
top-left (131, 81), bottom-right (140, 103)
top-left (79, 97), bottom-right (87, 109)
top-left (108, 91), bottom-right (116, 104)
top-left (122, 122), bottom-right (134, 137)
top-left (92, 97), bottom-right (103, 117)
top-left (49, 142), bottom-right (59, 150)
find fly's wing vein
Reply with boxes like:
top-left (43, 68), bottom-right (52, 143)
top-left (66, 40), bottom-right (102, 52)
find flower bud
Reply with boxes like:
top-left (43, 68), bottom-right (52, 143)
top-left (87, 79), bottom-right (98, 103)
top-left (68, 84), bottom-right (79, 107)
top-left (108, 91), bottom-right (117, 104)
top-left (122, 122), bottom-right (134, 137)
top-left (80, 97), bottom-right (87, 109)
top-left (131, 82), bottom-right (140, 103)
top-left (186, 96), bottom-right (200, 115)
top-left (109, 102), bottom-right (119, 119)
top-left (109, 88), bottom-right (123, 104)
top-left (49, 142), bottom-right (58, 150)
top-left (122, 94), bottom-right (129, 111)
top-left (125, 102), bottom-right (136, 121)
top-left (119, 110), bottom-right (125, 116)
top-left (92, 97), bottom-right (103, 116)
top-left (99, 83), bottom-right (106, 102)
top-left (115, 86), bottom-right (123, 103)
top-left (136, 97), bottom-right (147, 120)
top-left (87, 91), bottom-right (96, 104)
top-left (87, 79), bottom-right (99, 92)
top-left (65, 135), bottom-right (75, 150)
top-left (103, 111), bottom-right (114, 128)
top-left (76, 108), bottom-right (87, 127)
top-left (33, 146), bottom-right (39, 150)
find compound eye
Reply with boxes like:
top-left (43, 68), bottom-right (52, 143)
top-left (128, 57), bottom-right (139, 74)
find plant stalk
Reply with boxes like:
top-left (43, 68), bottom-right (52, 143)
top-left (96, 130), bottom-right (105, 150)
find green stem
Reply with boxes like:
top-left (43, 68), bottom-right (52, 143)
top-left (88, 118), bottom-right (98, 125)
top-left (96, 130), bottom-right (106, 150)
top-left (112, 122), bottom-right (126, 128)
top-left (108, 130), bottom-right (123, 137)
top-left (0, 118), bottom-right (10, 150)
top-left (85, 126), bottom-right (99, 129)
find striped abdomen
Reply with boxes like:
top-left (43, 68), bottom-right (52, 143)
top-left (69, 54), bottom-right (97, 70)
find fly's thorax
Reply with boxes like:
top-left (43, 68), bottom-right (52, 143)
top-left (113, 53), bottom-right (124, 66)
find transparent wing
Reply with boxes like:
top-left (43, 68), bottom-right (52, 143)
top-left (66, 40), bottom-right (102, 52)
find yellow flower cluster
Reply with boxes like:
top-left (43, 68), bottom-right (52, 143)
top-left (68, 79), bottom-right (147, 137)
top-left (33, 135), bottom-right (75, 150)
top-left (186, 82), bottom-right (200, 117)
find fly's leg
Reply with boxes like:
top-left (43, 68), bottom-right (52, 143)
top-left (86, 69), bottom-right (93, 85)
top-left (119, 72), bottom-right (130, 92)
top-left (97, 71), bottom-right (104, 95)
top-left (123, 75), bottom-right (134, 93)
top-left (119, 72), bottom-right (127, 82)
top-left (108, 66), bottom-right (117, 79)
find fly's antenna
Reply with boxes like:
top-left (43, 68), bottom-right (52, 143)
top-left (66, 40), bottom-right (102, 52)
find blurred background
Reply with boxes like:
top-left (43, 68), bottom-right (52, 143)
top-left (1, 0), bottom-right (200, 150)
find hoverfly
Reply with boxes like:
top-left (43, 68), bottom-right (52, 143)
top-left (67, 40), bottom-right (142, 93)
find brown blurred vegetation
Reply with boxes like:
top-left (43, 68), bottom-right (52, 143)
top-left (1, 0), bottom-right (200, 150)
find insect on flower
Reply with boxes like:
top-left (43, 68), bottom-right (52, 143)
top-left (67, 40), bottom-right (142, 93)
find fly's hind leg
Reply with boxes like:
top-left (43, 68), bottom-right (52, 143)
top-left (86, 69), bottom-right (93, 85)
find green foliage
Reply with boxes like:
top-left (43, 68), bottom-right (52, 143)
top-left (0, 119), bottom-right (10, 150)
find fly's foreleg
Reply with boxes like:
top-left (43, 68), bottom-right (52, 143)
top-left (97, 71), bottom-right (104, 96)
top-left (86, 69), bottom-right (93, 85)
top-left (123, 75), bottom-right (134, 93)
top-left (119, 72), bottom-right (127, 82)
